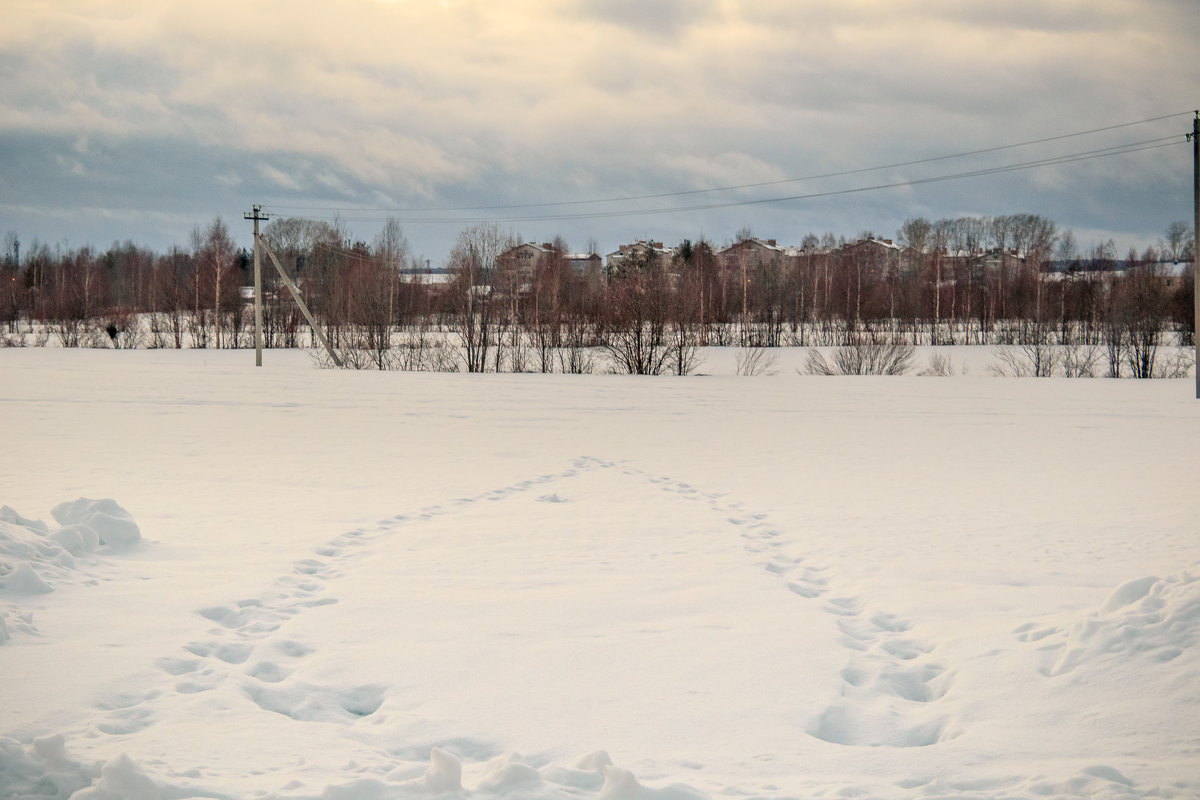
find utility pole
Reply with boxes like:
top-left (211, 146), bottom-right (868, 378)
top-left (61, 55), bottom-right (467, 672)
top-left (241, 206), bottom-right (267, 369)
top-left (1188, 113), bottom-right (1200, 397)
top-left (1191, 112), bottom-right (1199, 398)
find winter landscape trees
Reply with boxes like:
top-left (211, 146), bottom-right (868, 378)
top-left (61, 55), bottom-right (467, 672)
top-left (0, 215), bottom-right (1194, 378)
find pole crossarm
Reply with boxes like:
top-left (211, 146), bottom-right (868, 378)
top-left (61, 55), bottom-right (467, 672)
top-left (257, 235), bottom-right (344, 368)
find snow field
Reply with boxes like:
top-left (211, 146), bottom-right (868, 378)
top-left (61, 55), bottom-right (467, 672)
top-left (1, 347), bottom-right (1198, 799)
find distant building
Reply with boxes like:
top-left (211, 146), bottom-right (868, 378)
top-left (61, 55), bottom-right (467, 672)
top-left (566, 252), bottom-right (604, 282)
top-left (605, 240), bottom-right (675, 278)
top-left (966, 248), bottom-right (1025, 275)
top-left (715, 238), bottom-right (789, 277)
top-left (494, 244), bottom-right (606, 291)
top-left (497, 242), bottom-right (553, 285)
top-left (399, 267), bottom-right (454, 286)
top-left (836, 237), bottom-right (902, 272)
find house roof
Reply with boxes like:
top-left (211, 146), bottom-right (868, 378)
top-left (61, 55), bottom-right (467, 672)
top-left (606, 240), bottom-right (674, 260)
top-left (503, 242), bottom-right (550, 256)
top-left (716, 238), bottom-right (785, 255)
top-left (399, 267), bottom-right (454, 284)
top-left (838, 237), bottom-right (900, 253)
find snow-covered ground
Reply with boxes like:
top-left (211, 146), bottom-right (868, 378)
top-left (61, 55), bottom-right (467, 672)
top-left (1, 347), bottom-right (1198, 800)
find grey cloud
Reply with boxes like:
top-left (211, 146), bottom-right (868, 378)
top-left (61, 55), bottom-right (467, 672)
top-left (568, 0), bottom-right (720, 37)
top-left (736, 0), bottom-right (1135, 35)
top-left (1, 0), bottom-right (1196, 263)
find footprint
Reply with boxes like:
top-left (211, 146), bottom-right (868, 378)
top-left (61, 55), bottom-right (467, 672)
top-left (881, 639), bottom-right (932, 660)
top-left (801, 569), bottom-right (828, 586)
top-left (175, 672), bottom-right (224, 694)
top-left (836, 619), bottom-right (876, 645)
top-left (197, 605), bottom-right (251, 628)
top-left (214, 642), bottom-right (253, 664)
top-left (826, 597), bottom-right (864, 617)
top-left (877, 665), bottom-right (950, 703)
top-left (95, 688), bottom-right (159, 711)
top-left (808, 704), bottom-right (946, 748)
top-left (248, 661), bottom-right (290, 683)
top-left (871, 613), bottom-right (911, 633)
top-left (156, 657), bottom-right (201, 676)
top-left (841, 666), bottom-right (868, 686)
top-left (94, 706), bottom-right (155, 735)
top-left (183, 640), bottom-right (253, 663)
top-left (275, 640), bottom-right (316, 659)
top-left (244, 682), bottom-right (387, 722)
top-left (184, 641), bottom-right (214, 658)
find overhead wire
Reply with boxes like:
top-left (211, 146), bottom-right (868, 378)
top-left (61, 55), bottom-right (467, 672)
top-left (269, 134), bottom-right (1182, 226)
top-left (264, 110), bottom-right (1191, 217)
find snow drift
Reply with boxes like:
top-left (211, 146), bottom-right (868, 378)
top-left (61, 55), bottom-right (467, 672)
top-left (0, 348), bottom-right (1196, 800)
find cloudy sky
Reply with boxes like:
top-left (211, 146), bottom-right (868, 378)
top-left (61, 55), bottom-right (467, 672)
top-left (1, 0), bottom-right (1197, 263)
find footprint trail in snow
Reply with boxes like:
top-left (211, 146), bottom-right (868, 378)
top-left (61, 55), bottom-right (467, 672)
top-left (93, 455), bottom-right (956, 774)
top-left (93, 456), bottom-right (613, 736)
top-left (628, 466), bottom-right (956, 749)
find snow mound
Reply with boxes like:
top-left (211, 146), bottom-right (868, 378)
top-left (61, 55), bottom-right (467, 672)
top-left (0, 736), bottom-right (223, 800)
top-left (1, 507), bottom-right (79, 596)
top-left (0, 735), bottom-right (95, 799)
top-left (6, 561), bottom-right (55, 594)
top-left (0, 505), bottom-right (49, 532)
top-left (423, 747), bottom-right (462, 792)
top-left (51, 498), bottom-right (141, 551)
top-left (1021, 564), bottom-right (1200, 677)
top-left (320, 748), bottom-right (698, 799)
top-left (599, 765), bottom-right (708, 800)
top-left (0, 500), bottom-right (141, 642)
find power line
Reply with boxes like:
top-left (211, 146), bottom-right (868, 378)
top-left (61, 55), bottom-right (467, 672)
top-left (269, 135), bottom-right (1181, 226)
top-left (267, 110), bottom-right (1191, 215)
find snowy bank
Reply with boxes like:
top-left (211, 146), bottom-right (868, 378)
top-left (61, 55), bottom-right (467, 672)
top-left (0, 349), bottom-right (1197, 799)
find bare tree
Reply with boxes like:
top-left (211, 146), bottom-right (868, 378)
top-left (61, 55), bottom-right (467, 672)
top-left (374, 216), bottom-right (410, 333)
top-left (602, 246), bottom-right (675, 375)
top-left (43, 246), bottom-right (106, 347)
top-left (1163, 221), bottom-right (1193, 263)
top-left (528, 244), bottom-right (567, 373)
top-left (194, 218), bottom-right (238, 349)
top-left (1122, 264), bottom-right (1169, 379)
top-left (448, 223), bottom-right (508, 372)
top-left (736, 347), bottom-right (779, 376)
top-left (804, 334), bottom-right (914, 376)
top-left (898, 217), bottom-right (931, 341)
top-left (930, 219), bottom-right (954, 343)
top-left (989, 327), bottom-right (1059, 377)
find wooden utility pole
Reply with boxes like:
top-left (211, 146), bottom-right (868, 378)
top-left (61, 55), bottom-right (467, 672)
top-left (1191, 112), bottom-right (1199, 398)
top-left (244, 205), bottom-right (269, 367)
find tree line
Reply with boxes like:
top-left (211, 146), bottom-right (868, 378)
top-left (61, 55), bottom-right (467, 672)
top-left (0, 214), bottom-right (1194, 378)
